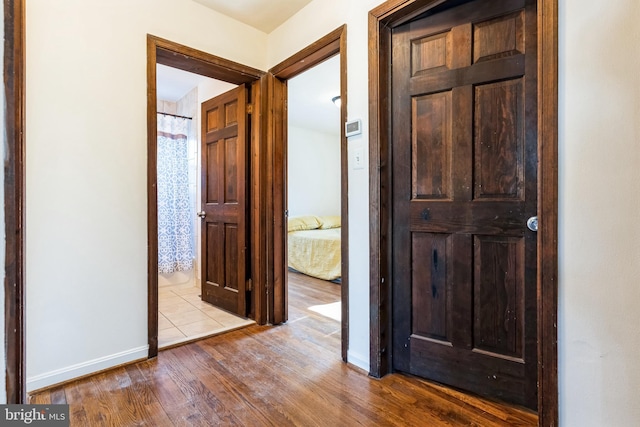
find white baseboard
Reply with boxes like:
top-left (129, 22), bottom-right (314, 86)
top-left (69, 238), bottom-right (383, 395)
top-left (26, 345), bottom-right (149, 392)
top-left (347, 349), bottom-right (370, 373)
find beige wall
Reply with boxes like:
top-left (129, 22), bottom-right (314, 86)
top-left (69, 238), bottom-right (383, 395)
top-left (24, 0), bottom-right (267, 390)
top-left (558, 1), bottom-right (640, 425)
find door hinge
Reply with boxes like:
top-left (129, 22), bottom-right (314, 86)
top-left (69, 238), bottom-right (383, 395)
top-left (246, 104), bottom-right (253, 114)
top-left (246, 278), bottom-right (253, 291)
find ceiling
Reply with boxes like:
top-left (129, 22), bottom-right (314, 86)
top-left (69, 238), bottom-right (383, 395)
top-left (156, 64), bottom-right (218, 102)
top-left (192, 0), bottom-right (313, 33)
top-left (157, 56), bottom-right (340, 135)
top-left (288, 55), bottom-right (340, 135)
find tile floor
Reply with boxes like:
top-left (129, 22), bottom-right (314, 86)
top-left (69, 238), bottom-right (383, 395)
top-left (158, 282), bottom-right (254, 349)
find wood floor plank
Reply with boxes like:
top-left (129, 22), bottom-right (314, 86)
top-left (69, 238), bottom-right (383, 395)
top-left (229, 326), bottom-right (440, 426)
top-left (49, 388), bottom-right (67, 405)
top-left (28, 271), bottom-right (536, 426)
top-left (120, 364), bottom-right (175, 426)
top-left (88, 369), bottom-right (144, 426)
top-left (133, 358), bottom-right (213, 426)
top-left (28, 391), bottom-right (51, 404)
top-left (197, 335), bottom-right (323, 426)
top-left (143, 353), bottom-right (232, 425)
top-left (413, 377), bottom-right (538, 426)
top-left (173, 342), bottom-right (294, 426)
top-left (69, 374), bottom-right (114, 425)
top-left (63, 382), bottom-right (91, 425)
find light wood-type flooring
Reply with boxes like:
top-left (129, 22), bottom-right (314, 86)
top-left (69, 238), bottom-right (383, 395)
top-left (29, 271), bottom-right (537, 426)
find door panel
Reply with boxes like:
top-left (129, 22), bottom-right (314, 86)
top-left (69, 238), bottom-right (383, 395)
top-left (201, 86), bottom-right (248, 316)
top-left (391, 0), bottom-right (538, 409)
top-left (473, 235), bottom-right (525, 359)
top-left (474, 78), bottom-right (524, 200)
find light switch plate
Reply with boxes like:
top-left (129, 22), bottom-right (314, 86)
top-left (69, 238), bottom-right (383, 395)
top-left (353, 146), bottom-right (365, 169)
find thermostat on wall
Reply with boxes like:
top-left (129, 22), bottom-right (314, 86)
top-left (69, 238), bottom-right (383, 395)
top-left (345, 119), bottom-right (362, 137)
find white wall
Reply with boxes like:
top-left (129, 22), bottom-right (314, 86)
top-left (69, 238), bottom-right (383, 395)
top-left (25, 0), bottom-right (267, 391)
top-left (287, 126), bottom-right (341, 217)
top-left (271, 0), bottom-right (640, 425)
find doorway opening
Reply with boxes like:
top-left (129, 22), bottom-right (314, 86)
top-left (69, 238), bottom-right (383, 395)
top-left (154, 64), bottom-right (253, 349)
top-left (286, 55), bottom-right (342, 340)
top-left (147, 35), bottom-right (266, 358)
top-left (269, 25), bottom-right (349, 359)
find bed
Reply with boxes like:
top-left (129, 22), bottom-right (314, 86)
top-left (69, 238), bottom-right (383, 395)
top-left (287, 215), bottom-right (341, 281)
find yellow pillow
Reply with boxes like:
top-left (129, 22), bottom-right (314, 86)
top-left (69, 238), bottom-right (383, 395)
top-left (319, 215), bottom-right (341, 229)
top-left (287, 215), bottom-right (323, 232)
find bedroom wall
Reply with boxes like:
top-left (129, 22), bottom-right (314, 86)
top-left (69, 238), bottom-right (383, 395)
top-left (25, 0), bottom-right (267, 390)
top-left (287, 125), bottom-right (341, 218)
top-left (269, 0), bottom-right (640, 425)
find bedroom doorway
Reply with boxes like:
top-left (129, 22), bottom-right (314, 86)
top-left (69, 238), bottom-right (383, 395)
top-left (286, 55), bottom-right (342, 339)
top-left (269, 26), bottom-right (348, 359)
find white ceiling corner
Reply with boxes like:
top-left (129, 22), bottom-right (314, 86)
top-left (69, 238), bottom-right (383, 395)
top-left (192, 0), bottom-right (313, 33)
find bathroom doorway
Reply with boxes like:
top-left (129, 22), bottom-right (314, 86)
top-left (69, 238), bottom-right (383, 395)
top-left (155, 64), bottom-right (253, 349)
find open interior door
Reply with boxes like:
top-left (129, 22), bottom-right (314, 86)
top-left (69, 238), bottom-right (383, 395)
top-left (200, 85), bottom-right (249, 317)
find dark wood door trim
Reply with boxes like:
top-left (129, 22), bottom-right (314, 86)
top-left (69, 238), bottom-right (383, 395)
top-left (4, 0), bottom-right (26, 404)
top-left (536, 0), bottom-right (559, 422)
top-left (268, 25), bottom-right (349, 361)
top-left (368, 0), bottom-right (558, 424)
top-left (147, 35), bottom-right (266, 358)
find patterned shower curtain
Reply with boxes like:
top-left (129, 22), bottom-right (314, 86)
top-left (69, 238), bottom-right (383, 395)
top-left (157, 114), bottom-right (194, 274)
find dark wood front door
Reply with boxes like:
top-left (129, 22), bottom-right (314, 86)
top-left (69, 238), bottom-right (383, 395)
top-left (391, 0), bottom-right (538, 409)
top-left (200, 86), bottom-right (248, 317)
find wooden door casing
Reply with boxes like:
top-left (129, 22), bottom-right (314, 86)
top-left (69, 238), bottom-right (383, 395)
top-left (391, 0), bottom-right (538, 409)
top-left (268, 27), bottom-right (349, 365)
top-left (200, 86), bottom-right (248, 316)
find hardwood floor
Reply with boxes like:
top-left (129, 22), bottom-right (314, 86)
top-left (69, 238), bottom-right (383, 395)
top-left (29, 271), bottom-right (537, 426)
